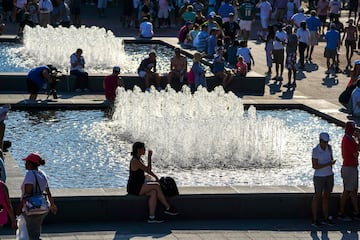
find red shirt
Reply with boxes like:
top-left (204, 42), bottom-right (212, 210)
top-left (341, 135), bottom-right (358, 166)
top-left (103, 75), bottom-right (119, 101)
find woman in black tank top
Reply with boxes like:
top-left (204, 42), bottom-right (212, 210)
top-left (126, 142), bottom-right (178, 223)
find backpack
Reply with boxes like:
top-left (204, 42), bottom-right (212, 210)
top-left (159, 177), bottom-right (179, 197)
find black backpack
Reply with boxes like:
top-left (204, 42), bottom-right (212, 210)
top-left (159, 177), bottom-right (179, 197)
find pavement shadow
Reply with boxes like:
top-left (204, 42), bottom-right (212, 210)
top-left (311, 230), bottom-right (329, 240)
top-left (322, 75), bottom-right (339, 88)
top-left (268, 80), bottom-right (283, 94)
top-left (296, 70), bottom-right (307, 80)
top-left (304, 62), bottom-right (319, 73)
top-left (280, 87), bottom-right (295, 99)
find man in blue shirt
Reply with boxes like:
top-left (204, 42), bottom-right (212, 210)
top-left (324, 23), bottom-right (340, 73)
top-left (27, 65), bottom-right (57, 101)
top-left (306, 10), bottom-right (321, 62)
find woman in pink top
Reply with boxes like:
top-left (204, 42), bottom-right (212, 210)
top-left (0, 180), bottom-right (17, 229)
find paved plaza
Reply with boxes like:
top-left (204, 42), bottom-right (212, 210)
top-left (1, 3), bottom-right (360, 240)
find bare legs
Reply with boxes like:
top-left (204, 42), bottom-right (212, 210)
top-left (140, 183), bottom-right (170, 217)
top-left (312, 191), bottom-right (330, 221)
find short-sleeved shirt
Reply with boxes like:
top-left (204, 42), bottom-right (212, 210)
top-left (21, 169), bottom-right (48, 198)
top-left (212, 56), bottom-right (226, 73)
top-left (138, 57), bottom-right (156, 73)
top-left (325, 29), bottom-right (340, 49)
top-left (317, 0), bottom-right (329, 16)
top-left (70, 53), bottom-right (85, 72)
top-left (104, 75), bottom-right (120, 101)
top-left (236, 47), bottom-right (251, 63)
top-left (257, 1), bottom-right (272, 19)
top-left (312, 144), bottom-right (334, 177)
top-left (306, 16), bottom-right (321, 32)
top-left (274, 30), bottom-right (287, 50)
top-left (329, 0), bottom-right (341, 13)
top-left (239, 2), bottom-right (255, 21)
top-left (341, 134), bottom-right (358, 167)
top-left (27, 66), bottom-right (49, 88)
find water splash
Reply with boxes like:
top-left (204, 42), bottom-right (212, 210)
top-left (22, 25), bottom-right (129, 73)
top-left (111, 86), bottom-right (289, 169)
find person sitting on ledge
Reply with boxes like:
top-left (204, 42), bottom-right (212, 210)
top-left (138, 51), bottom-right (161, 91)
top-left (167, 48), bottom-right (187, 87)
top-left (127, 142), bottom-right (178, 223)
top-left (70, 48), bottom-right (89, 92)
top-left (139, 17), bottom-right (153, 39)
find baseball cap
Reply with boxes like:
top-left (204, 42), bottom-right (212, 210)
top-left (113, 66), bottom-right (120, 73)
top-left (229, 12), bottom-right (234, 16)
top-left (354, 60), bottom-right (360, 65)
top-left (208, 11), bottom-right (216, 18)
top-left (319, 132), bottom-right (330, 142)
top-left (22, 153), bottom-right (43, 165)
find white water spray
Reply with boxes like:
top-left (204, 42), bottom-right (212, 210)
top-left (111, 86), bottom-right (288, 169)
top-left (21, 25), bottom-right (129, 73)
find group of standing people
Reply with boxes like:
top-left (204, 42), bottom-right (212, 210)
top-left (311, 121), bottom-right (360, 227)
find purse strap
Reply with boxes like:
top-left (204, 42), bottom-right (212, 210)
top-left (32, 171), bottom-right (43, 195)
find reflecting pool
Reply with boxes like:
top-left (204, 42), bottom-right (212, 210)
top-left (4, 104), bottom-right (343, 188)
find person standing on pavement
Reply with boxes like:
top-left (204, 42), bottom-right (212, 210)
top-left (305, 10), bottom-right (321, 63)
top-left (103, 66), bottom-right (124, 104)
top-left (284, 25), bottom-right (298, 89)
top-left (338, 121), bottom-right (360, 221)
top-left (311, 132), bottom-right (336, 227)
top-left (296, 21), bottom-right (310, 70)
top-left (324, 23), bottom-right (340, 74)
top-left (272, 24), bottom-right (287, 82)
top-left (341, 19), bottom-right (358, 70)
top-left (38, 0), bottom-right (53, 27)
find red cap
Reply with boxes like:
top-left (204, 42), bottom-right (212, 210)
top-left (22, 153), bottom-right (42, 165)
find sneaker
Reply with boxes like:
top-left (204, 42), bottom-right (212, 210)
top-left (338, 214), bottom-right (352, 222)
top-left (311, 220), bottom-right (322, 227)
top-left (75, 88), bottom-right (82, 92)
top-left (164, 206), bottom-right (179, 216)
top-left (322, 218), bottom-right (335, 226)
top-left (147, 217), bottom-right (164, 223)
top-left (271, 76), bottom-right (278, 80)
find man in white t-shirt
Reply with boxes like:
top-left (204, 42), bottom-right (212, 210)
top-left (311, 132), bottom-right (336, 227)
top-left (139, 17), bottom-right (153, 39)
top-left (256, 0), bottom-right (272, 40)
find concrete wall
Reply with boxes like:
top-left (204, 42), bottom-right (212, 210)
top-left (7, 192), bottom-right (344, 224)
top-left (0, 72), bottom-right (265, 96)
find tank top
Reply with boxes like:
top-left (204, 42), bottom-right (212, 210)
top-left (127, 167), bottom-right (145, 195)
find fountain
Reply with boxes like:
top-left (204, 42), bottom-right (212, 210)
top-left (1, 26), bottom-right (193, 74)
top-left (5, 86), bottom-right (344, 188)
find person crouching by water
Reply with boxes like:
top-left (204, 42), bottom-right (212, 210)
top-left (18, 153), bottom-right (57, 239)
top-left (311, 132), bottom-right (336, 227)
top-left (27, 65), bottom-right (58, 101)
top-left (127, 142), bottom-right (178, 223)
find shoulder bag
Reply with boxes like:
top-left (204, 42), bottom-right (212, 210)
top-left (24, 171), bottom-right (49, 216)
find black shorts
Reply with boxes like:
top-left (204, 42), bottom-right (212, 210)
top-left (318, 15), bottom-right (327, 24)
top-left (345, 39), bottom-right (356, 48)
top-left (27, 78), bottom-right (39, 94)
